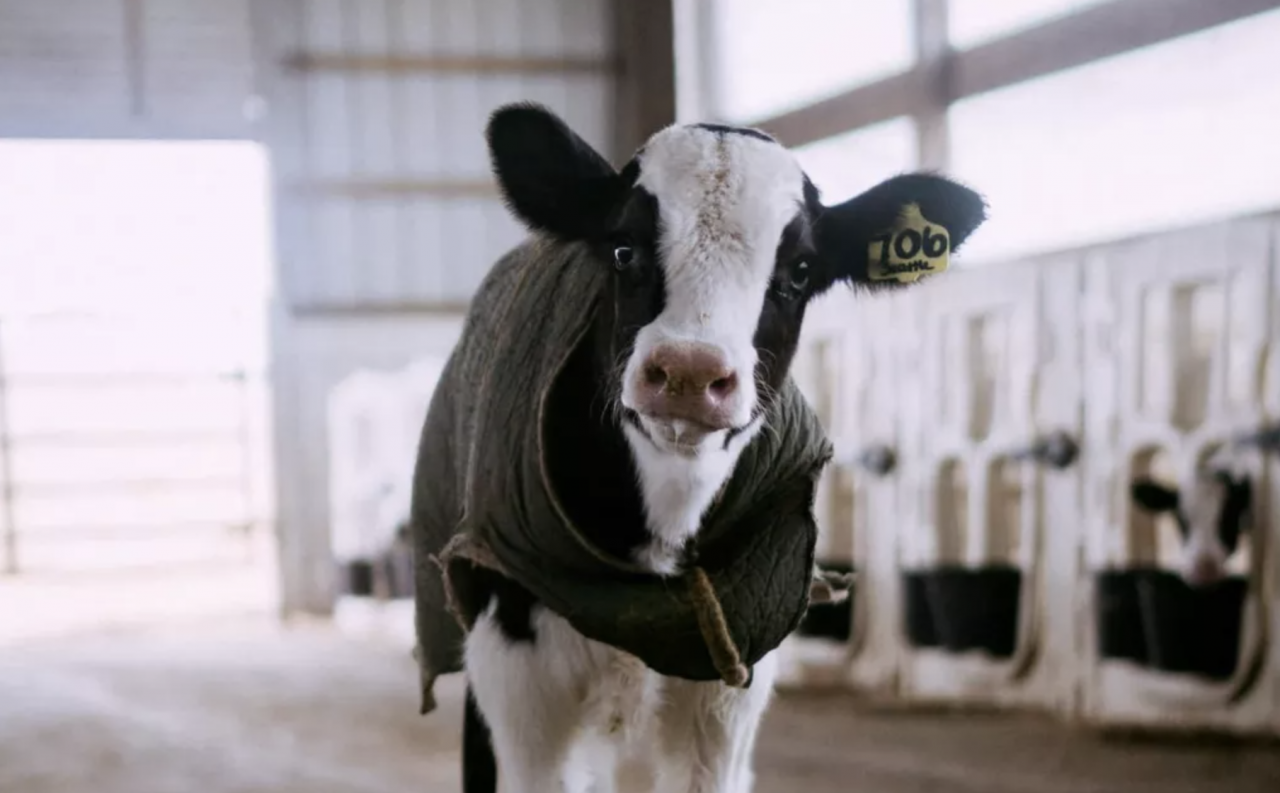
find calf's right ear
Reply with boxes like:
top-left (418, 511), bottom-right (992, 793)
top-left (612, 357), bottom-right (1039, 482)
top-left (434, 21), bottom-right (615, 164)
top-left (1131, 478), bottom-right (1180, 514)
top-left (813, 172), bottom-right (988, 293)
top-left (486, 103), bottom-right (624, 242)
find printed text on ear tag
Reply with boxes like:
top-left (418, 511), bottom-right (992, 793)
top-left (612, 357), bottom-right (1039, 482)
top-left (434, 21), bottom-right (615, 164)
top-left (867, 203), bottom-right (950, 283)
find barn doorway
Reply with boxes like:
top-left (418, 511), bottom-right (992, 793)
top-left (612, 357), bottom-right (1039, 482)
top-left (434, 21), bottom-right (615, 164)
top-left (0, 139), bottom-right (278, 642)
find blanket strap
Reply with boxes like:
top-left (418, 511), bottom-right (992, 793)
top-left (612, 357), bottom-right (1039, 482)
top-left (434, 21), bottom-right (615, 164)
top-left (687, 566), bottom-right (750, 688)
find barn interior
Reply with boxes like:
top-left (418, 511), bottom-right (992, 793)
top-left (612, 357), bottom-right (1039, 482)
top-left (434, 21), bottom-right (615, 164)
top-left (3, 1), bottom-right (1280, 792)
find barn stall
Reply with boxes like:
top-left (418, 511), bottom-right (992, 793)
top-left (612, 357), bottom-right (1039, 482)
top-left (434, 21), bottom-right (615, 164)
top-left (784, 209), bottom-right (1280, 738)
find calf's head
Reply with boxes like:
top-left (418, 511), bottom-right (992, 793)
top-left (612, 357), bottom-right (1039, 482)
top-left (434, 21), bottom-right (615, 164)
top-left (1131, 468), bottom-right (1251, 587)
top-left (487, 103), bottom-right (987, 458)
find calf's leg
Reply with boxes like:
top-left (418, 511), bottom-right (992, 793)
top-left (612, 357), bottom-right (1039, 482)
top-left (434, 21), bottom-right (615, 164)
top-left (465, 605), bottom-right (587, 793)
top-left (654, 650), bottom-right (779, 793)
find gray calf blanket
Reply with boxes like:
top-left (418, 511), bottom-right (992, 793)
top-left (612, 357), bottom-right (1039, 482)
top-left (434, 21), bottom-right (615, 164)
top-left (411, 237), bottom-right (842, 715)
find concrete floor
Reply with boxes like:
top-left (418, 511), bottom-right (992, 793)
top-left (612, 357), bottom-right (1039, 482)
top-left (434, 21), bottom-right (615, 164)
top-left (2, 621), bottom-right (1278, 793)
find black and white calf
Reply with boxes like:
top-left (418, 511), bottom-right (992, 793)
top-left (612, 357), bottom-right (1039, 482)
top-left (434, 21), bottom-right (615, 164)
top-left (1131, 461), bottom-right (1252, 588)
top-left (460, 104), bottom-right (986, 793)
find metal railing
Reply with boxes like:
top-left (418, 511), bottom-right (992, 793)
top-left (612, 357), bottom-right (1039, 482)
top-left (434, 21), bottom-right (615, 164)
top-left (0, 316), bottom-right (268, 576)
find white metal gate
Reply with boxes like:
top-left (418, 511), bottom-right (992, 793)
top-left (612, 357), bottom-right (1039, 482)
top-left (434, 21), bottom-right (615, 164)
top-left (792, 209), bottom-right (1279, 735)
top-left (0, 312), bottom-right (270, 577)
top-left (1079, 215), bottom-right (1277, 733)
top-left (895, 253), bottom-right (1083, 710)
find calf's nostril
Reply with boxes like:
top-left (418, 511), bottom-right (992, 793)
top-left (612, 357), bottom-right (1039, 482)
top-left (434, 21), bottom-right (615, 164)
top-left (643, 363), bottom-right (668, 388)
top-left (708, 373), bottom-right (737, 399)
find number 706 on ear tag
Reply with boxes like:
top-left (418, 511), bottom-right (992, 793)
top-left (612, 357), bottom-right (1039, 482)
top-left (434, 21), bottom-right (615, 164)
top-left (868, 203), bottom-right (951, 284)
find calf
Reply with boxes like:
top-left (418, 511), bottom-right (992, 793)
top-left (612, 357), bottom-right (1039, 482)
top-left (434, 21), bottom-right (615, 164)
top-left (411, 103), bottom-right (987, 793)
top-left (1131, 463), bottom-right (1252, 588)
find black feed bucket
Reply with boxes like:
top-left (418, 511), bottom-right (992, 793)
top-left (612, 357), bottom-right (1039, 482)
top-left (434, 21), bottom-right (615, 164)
top-left (339, 559), bottom-right (376, 596)
top-left (1136, 570), bottom-right (1247, 682)
top-left (1095, 568), bottom-right (1150, 665)
top-left (797, 560), bottom-right (855, 642)
top-left (902, 569), bottom-right (940, 648)
top-left (1094, 567), bottom-right (1248, 681)
top-left (902, 566), bottom-right (1021, 657)
top-left (926, 565), bottom-right (1022, 658)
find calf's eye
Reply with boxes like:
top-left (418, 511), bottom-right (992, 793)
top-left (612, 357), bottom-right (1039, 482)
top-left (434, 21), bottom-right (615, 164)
top-left (789, 261), bottom-right (810, 292)
top-left (613, 246), bottom-right (634, 270)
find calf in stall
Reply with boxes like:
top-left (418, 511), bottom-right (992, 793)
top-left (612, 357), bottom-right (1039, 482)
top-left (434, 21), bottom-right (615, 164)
top-left (410, 103), bottom-right (987, 793)
top-left (1130, 456), bottom-right (1252, 588)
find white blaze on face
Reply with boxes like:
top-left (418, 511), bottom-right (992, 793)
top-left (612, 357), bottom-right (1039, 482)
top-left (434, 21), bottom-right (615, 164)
top-left (617, 126), bottom-right (809, 574)
top-left (621, 126), bottom-right (808, 435)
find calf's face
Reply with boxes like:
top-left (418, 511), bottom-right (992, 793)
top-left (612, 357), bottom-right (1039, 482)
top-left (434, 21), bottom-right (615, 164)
top-left (1131, 470), bottom-right (1251, 587)
top-left (486, 104), bottom-right (987, 457)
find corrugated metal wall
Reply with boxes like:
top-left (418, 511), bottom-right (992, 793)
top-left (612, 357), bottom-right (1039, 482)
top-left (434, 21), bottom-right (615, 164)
top-left (251, 0), bottom-right (650, 614)
top-left (0, 0), bottom-right (257, 139)
top-left (256, 0), bottom-right (619, 311)
top-left (0, 0), bottom-right (672, 614)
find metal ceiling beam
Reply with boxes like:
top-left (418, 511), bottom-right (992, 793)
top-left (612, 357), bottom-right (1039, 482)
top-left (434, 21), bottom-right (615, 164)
top-left (755, 0), bottom-right (1280, 149)
top-left (285, 178), bottom-right (499, 200)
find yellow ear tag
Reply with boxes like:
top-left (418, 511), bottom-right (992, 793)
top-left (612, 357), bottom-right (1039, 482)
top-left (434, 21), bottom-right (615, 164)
top-left (867, 203), bottom-right (950, 284)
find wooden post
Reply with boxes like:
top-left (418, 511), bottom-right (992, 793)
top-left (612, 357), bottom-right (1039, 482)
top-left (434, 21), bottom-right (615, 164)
top-left (612, 0), bottom-right (678, 160)
top-left (912, 0), bottom-right (952, 172)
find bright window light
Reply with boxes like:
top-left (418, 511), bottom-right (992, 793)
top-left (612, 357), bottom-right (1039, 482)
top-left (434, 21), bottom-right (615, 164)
top-left (792, 117), bottom-right (917, 205)
top-left (948, 9), bottom-right (1280, 263)
top-left (709, 0), bottom-right (914, 124)
top-left (0, 139), bottom-right (274, 319)
top-left (949, 0), bottom-right (1112, 49)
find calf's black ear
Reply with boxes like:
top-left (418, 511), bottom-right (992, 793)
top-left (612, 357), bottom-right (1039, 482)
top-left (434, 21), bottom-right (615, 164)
top-left (486, 103), bottom-right (624, 241)
top-left (813, 172), bottom-right (987, 293)
top-left (1131, 478), bottom-right (1180, 514)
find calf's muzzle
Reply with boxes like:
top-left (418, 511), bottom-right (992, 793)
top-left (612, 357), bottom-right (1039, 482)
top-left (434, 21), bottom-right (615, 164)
top-left (633, 341), bottom-right (739, 431)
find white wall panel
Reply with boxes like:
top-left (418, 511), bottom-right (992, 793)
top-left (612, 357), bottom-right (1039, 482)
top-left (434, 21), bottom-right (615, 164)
top-left (266, 0), bottom-right (616, 312)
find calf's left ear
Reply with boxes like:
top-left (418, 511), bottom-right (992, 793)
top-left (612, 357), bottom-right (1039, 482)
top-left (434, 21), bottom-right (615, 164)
top-left (814, 172), bottom-right (987, 292)
top-left (486, 102), bottom-right (624, 242)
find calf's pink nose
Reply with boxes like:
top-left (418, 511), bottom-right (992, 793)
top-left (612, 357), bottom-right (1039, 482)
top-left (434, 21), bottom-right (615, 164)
top-left (633, 342), bottom-right (738, 430)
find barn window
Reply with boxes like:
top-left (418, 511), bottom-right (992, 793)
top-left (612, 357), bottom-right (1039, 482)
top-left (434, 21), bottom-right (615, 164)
top-left (948, 8), bottom-right (1280, 263)
top-left (705, 0), bottom-right (913, 124)
top-left (792, 117), bottom-right (917, 205)
top-left (948, 0), bottom-right (1112, 48)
